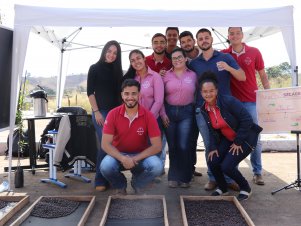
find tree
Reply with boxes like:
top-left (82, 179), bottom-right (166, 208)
top-left (266, 62), bottom-right (291, 78)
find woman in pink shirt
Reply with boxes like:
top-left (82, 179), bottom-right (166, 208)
top-left (123, 49), bottom-right (164, 119)
top-left (161, 48), bottom-right (197, 188)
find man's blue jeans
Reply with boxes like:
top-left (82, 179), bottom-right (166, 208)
top-left (195, 110), bottom-right (233, 183)
top-left (165, 103), bottom-right (194, 183)
top-left (92, 110), bottom-right (109, 187)
top-left (100, 153), bottom-right (163, 189)
top-left (242, 102), bottom-right (262, 175)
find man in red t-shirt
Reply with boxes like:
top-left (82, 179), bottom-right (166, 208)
top-left (100, 79), bottom-right (163, 194)
top-left (145, 33), bottom-right (172, 76)
top-left (221, 27), bottom-right (270, 186)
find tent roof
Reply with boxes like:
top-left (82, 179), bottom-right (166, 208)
top-left (15, 5), bottom-right (294, 27)
top-left (30, 26), bottom-right (281, 51)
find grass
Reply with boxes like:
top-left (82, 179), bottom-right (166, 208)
top-left (47, 92), bottom-right (91, 114)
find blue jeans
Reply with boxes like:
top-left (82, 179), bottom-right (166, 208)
top-left (208, 137), bottom-right (252, 192)
top-left (165, 103), bottom-right (194, 183)
top-left (157, 118), bottom-right (167, 170)
top-left (100, 153), bottom-right (163, 189)
top-left (92, 110), bottom-right (109, 187)
top-left (242, 102), bottom-right (262, 175)
top-left (190, 117), bottom-right (199, 174)
top-left (195, 110), bottom-right (234, 183)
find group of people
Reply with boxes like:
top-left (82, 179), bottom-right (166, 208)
top-left (87, 27), bottom-right (270, 201)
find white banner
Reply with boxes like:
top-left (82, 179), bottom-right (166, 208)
top-left (257, 86), bottom-right (301, 133)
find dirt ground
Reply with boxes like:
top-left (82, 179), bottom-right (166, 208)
top-left (1, 151), bottom-right (301, 226)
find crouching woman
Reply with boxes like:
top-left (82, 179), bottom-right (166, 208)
top-left (198, 71), bottom-right (262, 201)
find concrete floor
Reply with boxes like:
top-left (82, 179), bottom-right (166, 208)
top-left (1, 151), bottom-right (301, 226)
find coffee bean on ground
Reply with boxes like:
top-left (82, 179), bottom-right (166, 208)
top-left (184, 200), bottom-right (248, 226)
top-left (0, 200), bottom-right (8, 209)
top-left (108, 199), bottom-right (163, 219)
top-left (30, 197), bottom-right (80, 218)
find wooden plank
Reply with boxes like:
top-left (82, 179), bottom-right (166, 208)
top-left (99, 196), bottom-right (111, 226)
top-left (0, 195), bottom-right (29, 225)
top-left (99, 195), bottom-right (168, 226)
top-left (180, 196), bottom-right (255, 226)
top-left (10, 195), bottom-right (95, 226)
top-left (232, 197), bottom-right (255, 226)
top-left (78, 196), bottom-right (95, 226)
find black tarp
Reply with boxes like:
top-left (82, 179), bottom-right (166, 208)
top-left (0, 26), bottom-right (13, 129)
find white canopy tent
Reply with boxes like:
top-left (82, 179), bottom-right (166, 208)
top-left (28, 25), bottom-right (282, 111)
top-left (8, 4), bottom-right (297, 189)
top-left (30, 25), bottom-right (282, 109)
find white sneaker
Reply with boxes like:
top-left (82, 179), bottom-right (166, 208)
top-left (0, 180), bottom-right (9, 192)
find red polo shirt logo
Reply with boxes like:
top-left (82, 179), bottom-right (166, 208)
top-left (137, 127), bottom-right (144, 135)
top-left (244, 57), bottom-right (252, 65)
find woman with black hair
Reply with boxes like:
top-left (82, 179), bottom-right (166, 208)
top-left (198, 71), bottom-right (262, 201)
top-left (123, 49), bottom-right (164, 121)
top-left (87, 40), bottom-right (123, 191)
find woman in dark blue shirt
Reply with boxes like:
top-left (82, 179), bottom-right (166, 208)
top-left (199, 71), bottom-right (262, 201)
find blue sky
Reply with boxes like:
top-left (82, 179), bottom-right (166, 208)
top-left (1, 0), bottom-right (300, 77)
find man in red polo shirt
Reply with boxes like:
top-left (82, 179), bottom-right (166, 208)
top-left (100, 79), bottom-right (163, 194)
top-left (221, 27), bottom-right (270, 186)
top-left (145, 33), bottom-right (172, 76)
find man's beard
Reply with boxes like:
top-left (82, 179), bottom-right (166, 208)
top-left (184, 46), bottom-right (194, 53)
top-left (154, 49), bottom-right (165, 55)
top-left (200, 45), bottom-right (211, 51)
top-left (124, 100), bottom-right (138, 108)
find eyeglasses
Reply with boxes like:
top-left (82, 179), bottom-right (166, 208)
top-left (171, 55), bottom-right (184, 61)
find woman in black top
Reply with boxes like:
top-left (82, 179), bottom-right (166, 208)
top-left (87, 40), bottom-right (123, 191)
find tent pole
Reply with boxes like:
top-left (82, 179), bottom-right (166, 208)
top-left (294, 66), bottom-right (299, 86)
top-left (57, 47), bottom-right (64, 109)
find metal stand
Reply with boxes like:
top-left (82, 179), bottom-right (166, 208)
top-left (271, 130), bottom-right (301, 195)
top-left (64, 160), bottom-right (91, 183)
top-left (40, 131), bottom-right (67, 188)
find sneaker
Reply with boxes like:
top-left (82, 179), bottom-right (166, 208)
top-left (204, 181), bottom-right (217, 191)
top-left (168, 181), bottom-right (178, 188)
top-left (193, 171), bottom-right (203, 177)
top-left (253, 174), bottom-right (265, 185)
top-left (237, 189), bottom-right (252, 201)
top-left (179, 182), bottom-right (190, 188)
top-left (211, 188), bottom-right (229, 196)
top-left (95, 185), bottom-right (106, 192)
top-left (114, 188), bottom-right (127, 195)
top-left (227, 182), bottom-right (240, 191)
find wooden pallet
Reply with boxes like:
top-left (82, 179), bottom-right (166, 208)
top-left (0, 195), bottom-right (29, 225)
top-left (10, 195), bottom-right (95, 226)
top-left (100, 195), bottom-right (169, 226)
top-left (180, 196), bottom-right (255, 226)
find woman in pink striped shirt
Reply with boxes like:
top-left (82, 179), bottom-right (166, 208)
top-left (123, 49), bottom-right (164, 119)
top-left (161, 48), bottom-right (197, 188)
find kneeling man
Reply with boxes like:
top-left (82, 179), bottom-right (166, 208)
top-left (100, 79), bottom-right (163, 194)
